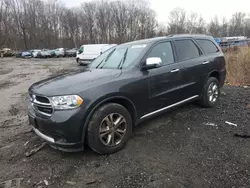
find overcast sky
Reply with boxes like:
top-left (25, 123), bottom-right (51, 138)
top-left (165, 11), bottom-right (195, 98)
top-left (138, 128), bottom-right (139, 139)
top-left (62, 0), bottom-right (250, 23)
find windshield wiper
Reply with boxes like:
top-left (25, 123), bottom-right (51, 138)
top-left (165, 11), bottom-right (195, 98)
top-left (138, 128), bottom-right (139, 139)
top-left (96, 49), bottom-right (116, 69)
top-left (95, 59), bottom-right (105, 69)
top-left (117, 48), bottom-right (128, 69)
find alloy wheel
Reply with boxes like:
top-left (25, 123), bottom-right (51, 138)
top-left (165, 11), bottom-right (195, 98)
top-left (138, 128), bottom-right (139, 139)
top-left (99, 113), bottom-right (127, 147)
top-left (208, 82), bottom-right (219, 103)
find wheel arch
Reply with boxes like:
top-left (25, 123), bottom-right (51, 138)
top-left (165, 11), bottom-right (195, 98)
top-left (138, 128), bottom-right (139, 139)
top-left (81, 95), bottom-right (137, 142)
top-left (208, 71), bottom-right (220, 84)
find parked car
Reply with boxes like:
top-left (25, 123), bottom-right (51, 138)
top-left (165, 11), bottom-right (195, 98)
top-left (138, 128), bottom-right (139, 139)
top-left (0, 48), bottom-right (14, 57)
top-left (28, 35), bottom-right (226, 154)
top-left (48, 49), bottom-right (56, 58)
top-left (30, 49), bottom-right (41, 58)
top-left (16, 51), bottom-right (32, 58)
top-left (37, 50), bottom-right (52, 58)
top-left (54, 48), bottom-right (65, 57)
top-left (65, 48), bottom-right (77, 57)
top-left (76, 44), bottom-right (117, 65)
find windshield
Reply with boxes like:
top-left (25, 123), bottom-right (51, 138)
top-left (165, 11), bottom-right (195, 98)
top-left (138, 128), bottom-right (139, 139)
top-left (89, 44), bottom-right (147, 69)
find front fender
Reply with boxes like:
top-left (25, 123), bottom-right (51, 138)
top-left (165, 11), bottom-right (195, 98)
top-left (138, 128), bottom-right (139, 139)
top-left (80, 94), bottom-right (137, 142)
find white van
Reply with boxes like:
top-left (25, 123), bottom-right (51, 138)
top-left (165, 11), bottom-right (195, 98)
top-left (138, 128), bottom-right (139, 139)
top-left (76, 44), bottom-right (116, 65)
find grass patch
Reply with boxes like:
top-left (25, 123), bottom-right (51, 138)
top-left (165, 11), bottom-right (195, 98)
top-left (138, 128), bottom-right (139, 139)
top-left (225, 48), bottom-right (250, 86)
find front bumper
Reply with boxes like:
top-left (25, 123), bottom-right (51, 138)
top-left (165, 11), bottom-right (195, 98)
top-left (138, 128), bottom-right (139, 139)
top-left (76, 58), bottom-right (93, 64)
top-left (78, 60), bottom-right (92, 65)
top-left (28, 102), bottom-right (86, 152)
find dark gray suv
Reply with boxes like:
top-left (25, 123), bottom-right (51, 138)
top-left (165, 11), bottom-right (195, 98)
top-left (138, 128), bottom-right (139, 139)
top-left (28, 34), bottom-right (226, 154)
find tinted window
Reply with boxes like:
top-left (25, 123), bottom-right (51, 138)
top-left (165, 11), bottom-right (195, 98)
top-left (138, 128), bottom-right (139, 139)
top-left (147, 42), bottom-right (174, 65)
top-left (175, 39), bottom-right (201, 61)
top-left (197, 39), bottom-right (219, 54)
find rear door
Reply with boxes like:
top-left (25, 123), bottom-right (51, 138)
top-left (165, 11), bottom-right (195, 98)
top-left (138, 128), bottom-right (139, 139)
top-left (195, 38), bottom-right (223, 83)
top-left (173, 38), bottom-right (207, 99)
top-left (145, 40), bottom-right (183, 113)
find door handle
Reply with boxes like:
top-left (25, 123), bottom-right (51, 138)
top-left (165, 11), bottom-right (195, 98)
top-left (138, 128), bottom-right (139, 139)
top-left (170, 69), bottom-right (180, 73)
top-left (202, 61), bottom-right (210, 65)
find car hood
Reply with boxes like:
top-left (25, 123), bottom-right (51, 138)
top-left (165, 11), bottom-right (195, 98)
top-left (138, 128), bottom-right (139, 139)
top-left (29, 68), bottom-right (122, 96)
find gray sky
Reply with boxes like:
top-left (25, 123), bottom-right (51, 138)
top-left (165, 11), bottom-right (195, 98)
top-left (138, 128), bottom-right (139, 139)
top-left (62, 0), bottom-right (250, 23)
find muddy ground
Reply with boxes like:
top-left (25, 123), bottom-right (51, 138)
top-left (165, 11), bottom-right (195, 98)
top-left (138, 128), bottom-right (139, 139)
top-left (0, 57), bottom-right (250, 188)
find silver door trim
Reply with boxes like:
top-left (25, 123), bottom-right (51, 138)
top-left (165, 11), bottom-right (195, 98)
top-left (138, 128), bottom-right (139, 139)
top-left (202, 61), bottom-right (210, 65)
top-left (140, 95), bottom-right (199, 119)
top-left (170, 69), bottom-right (180, 73)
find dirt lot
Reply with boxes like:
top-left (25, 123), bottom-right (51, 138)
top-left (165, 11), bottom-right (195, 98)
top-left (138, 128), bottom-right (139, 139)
top-left (0, 57), bottom-right (250, 188)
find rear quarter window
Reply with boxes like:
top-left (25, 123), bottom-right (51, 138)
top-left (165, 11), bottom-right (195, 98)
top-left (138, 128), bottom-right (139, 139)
top-left (196, 39), bottom-right (219, 54)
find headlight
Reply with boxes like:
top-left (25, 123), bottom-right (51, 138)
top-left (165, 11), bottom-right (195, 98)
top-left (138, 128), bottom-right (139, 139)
top-left (51, 95), bottom-right (83, 110)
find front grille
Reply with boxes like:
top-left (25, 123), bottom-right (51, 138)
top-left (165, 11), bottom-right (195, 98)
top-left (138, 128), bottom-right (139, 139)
top-left (30, 93), bottom-right (53, 116)
top-left (36, 96), bottom-right (50, 103)
top-left (36, 106), bottom-right (53, 114)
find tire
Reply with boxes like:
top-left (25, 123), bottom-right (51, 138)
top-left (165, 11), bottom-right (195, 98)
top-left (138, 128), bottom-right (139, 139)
top-left (77, 58), bottom-right (82, 66)
top-left (87, 103), bottom-right (132, 154)
top-left (198, 77), bottom-right (220, 108)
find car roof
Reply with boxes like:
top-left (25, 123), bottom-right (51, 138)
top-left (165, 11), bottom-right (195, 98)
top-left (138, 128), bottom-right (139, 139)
top-left (122, 34), bottom-right (214, 45)
top-left (123, 37), bottom-right (167, 45)
top-left (170, 34), bottom-right (214, 40)
top-left (81, 44), bottom-right (111, 47)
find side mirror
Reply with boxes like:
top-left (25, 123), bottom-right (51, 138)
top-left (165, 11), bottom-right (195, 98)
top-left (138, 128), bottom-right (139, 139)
top-left (142, 57), bottom-right (162, 70)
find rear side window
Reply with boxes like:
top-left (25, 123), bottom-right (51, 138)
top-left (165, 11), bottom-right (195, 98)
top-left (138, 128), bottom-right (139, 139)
top-left (175, 39), bottom-right (201, 61)
top-left (147, 42), bottom-right (174, 65)
top-left (196, 39), bottom-right (219, 54)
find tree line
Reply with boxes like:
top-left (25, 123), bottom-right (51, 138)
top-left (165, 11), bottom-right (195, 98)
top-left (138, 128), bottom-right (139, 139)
top-left (1, 0), bottom-right (250, 50)
top-left (164, 8), bottom-right (250, 39)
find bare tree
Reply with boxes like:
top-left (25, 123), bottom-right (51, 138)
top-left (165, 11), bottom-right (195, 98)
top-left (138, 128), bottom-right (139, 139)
top-left (244, 14), bottom-right (250, 37)
top-left (186, 12), bottom-right (206, 34)
top-left (229, 12), bottom-right (246, 36)
top-left (0, 0), bottom-right (10, 47)
top-left (168, 8), bottom-right (186, 34)
top-left (219, 17), bottom-right (229, 37)
top-left (186, 12), bottom-right (198, 33)
top-left (208, 16), bottom-right (220, 37)
top-left (2, 1), bottom-right (250, 50)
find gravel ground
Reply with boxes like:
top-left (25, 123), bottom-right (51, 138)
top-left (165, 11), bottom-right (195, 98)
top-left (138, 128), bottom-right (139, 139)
top-left (0, 58), bottom-right (250, 188)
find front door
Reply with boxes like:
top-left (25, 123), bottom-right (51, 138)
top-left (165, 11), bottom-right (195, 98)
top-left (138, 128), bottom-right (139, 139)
top-left (145, 41), bottom-right (183, 114)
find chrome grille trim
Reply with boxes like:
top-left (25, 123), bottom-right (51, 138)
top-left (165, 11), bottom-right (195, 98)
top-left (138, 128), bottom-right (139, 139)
top-left (33, 99), bottom-right (51, 106)
top-left (31, 103), bottom-right (52, 117)
top-left (29, 93), bottom-right (53, 117)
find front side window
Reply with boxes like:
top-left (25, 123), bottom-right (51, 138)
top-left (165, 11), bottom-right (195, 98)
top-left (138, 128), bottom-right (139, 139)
top-left (175, 39), bottom-right (202, 61)
top-left (196, 39), bottom-right (219, 54)
top-left (147, 42), bottom-right (174, 65)
top-left (79, 46), bottom-right (84, 54)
